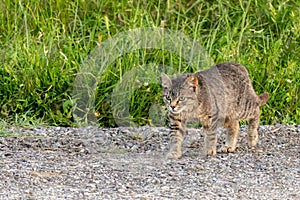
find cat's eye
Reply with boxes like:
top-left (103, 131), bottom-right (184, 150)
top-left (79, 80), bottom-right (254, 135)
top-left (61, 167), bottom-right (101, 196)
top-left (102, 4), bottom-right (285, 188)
top-left (165, 95), bottom-right (171, 100)
top-left (179, 97), bottom-right (185, 101)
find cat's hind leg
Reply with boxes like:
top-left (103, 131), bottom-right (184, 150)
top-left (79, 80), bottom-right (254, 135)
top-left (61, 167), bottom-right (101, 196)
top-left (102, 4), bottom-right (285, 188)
top-left (246, 107), bottom-right (261, 147)
top-left (247, 117), bottom-right (260, 147)
top-left (220, 120), bottom-right (239, 153)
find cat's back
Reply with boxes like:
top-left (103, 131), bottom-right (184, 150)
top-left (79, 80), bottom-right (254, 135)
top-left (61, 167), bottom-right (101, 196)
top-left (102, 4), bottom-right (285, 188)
top-left (196, 62), bottom-right (258, 106)
top-left (198, 62), bottom-right (252, 88)
top-left (213, 62), bottom-right (249, 80)
top-left (196, 62), bottom-right (249, 79)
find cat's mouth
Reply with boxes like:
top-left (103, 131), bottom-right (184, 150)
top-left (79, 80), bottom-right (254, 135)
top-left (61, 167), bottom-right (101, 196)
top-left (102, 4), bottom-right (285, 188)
top-left (168, 107), bottom-right (184, 114)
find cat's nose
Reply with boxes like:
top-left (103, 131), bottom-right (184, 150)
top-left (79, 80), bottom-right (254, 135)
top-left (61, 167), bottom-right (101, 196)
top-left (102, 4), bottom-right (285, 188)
top-left (170, 105), bottom-right (176, 110)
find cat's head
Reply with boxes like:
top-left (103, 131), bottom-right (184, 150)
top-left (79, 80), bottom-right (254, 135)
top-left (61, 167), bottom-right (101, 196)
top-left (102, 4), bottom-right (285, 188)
top-left (161, 73), bottom-right (199, 114)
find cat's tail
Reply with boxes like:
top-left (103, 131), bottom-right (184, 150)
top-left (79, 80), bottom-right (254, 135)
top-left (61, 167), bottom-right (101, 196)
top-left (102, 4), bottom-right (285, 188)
top-left (259, 93), bottom-right (269, 105)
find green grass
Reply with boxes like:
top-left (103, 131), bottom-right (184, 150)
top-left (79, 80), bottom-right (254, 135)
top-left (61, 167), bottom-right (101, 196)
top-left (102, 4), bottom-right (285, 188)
top-left (0, 0), bottom-right (299, 127)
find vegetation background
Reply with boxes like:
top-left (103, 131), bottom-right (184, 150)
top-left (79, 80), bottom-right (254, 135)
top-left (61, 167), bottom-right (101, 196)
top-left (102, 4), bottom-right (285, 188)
top-left (0, 0), bottom-right (299, 127)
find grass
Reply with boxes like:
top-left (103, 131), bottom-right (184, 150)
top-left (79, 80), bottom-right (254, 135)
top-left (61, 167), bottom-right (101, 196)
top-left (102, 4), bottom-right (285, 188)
top-left (0, 0), bottom-right (299, 127)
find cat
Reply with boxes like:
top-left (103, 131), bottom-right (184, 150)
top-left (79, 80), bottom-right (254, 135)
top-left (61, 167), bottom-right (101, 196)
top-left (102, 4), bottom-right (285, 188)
top-left (161, 62), bottom-right (269, 158)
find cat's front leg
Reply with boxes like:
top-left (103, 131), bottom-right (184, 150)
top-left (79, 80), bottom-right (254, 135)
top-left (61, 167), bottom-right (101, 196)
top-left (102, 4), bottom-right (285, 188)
top-left (204, 128), bottom-right (217, 156)
top-left (167, 134), bottom-right (183, 159)
top-left (166, 115), bottom-right (187, 159)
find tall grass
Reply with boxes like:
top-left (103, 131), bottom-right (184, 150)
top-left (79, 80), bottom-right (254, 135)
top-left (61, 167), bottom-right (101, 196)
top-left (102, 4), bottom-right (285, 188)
top-left (0, 0), bottom-right (299, 127)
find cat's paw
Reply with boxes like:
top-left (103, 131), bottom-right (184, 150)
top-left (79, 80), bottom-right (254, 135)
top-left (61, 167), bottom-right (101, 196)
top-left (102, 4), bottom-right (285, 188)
top-left (205, 148), bottom-right (216, 156)
top-left (247, 136), bottom-right (258, 147)
top-left (220, 145), bottom-right (236, 153)
top-left (166, 151), bottom-right (182, 159)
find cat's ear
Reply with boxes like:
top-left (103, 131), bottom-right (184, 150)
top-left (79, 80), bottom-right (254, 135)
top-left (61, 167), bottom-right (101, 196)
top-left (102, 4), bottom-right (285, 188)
top-left (161, 73), bottom-right (172, 89)
top-left (184, 75), bottom-right (198, 92)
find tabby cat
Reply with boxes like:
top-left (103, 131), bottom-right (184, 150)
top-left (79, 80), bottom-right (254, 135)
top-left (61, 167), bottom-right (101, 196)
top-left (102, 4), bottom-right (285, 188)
top-left (162, 62), bottom-right (269, 158)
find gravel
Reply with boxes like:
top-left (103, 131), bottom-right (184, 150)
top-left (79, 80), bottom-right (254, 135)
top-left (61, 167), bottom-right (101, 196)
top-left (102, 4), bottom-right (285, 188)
top-left (0, 125), bottom-right (299, 199)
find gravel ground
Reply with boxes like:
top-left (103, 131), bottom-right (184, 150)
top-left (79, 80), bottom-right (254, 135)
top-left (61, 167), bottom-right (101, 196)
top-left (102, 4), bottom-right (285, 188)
top-left (0, 125), bottom-right (299, 199)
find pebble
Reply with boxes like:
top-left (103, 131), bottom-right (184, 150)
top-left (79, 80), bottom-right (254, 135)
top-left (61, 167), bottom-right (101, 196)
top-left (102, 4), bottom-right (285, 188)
top-left (0, 125), bottom-right (299, 199)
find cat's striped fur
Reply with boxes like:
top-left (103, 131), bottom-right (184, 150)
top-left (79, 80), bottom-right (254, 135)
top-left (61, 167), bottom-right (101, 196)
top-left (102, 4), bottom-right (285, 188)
top-left (162, 62), bottom-right (269, 158)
